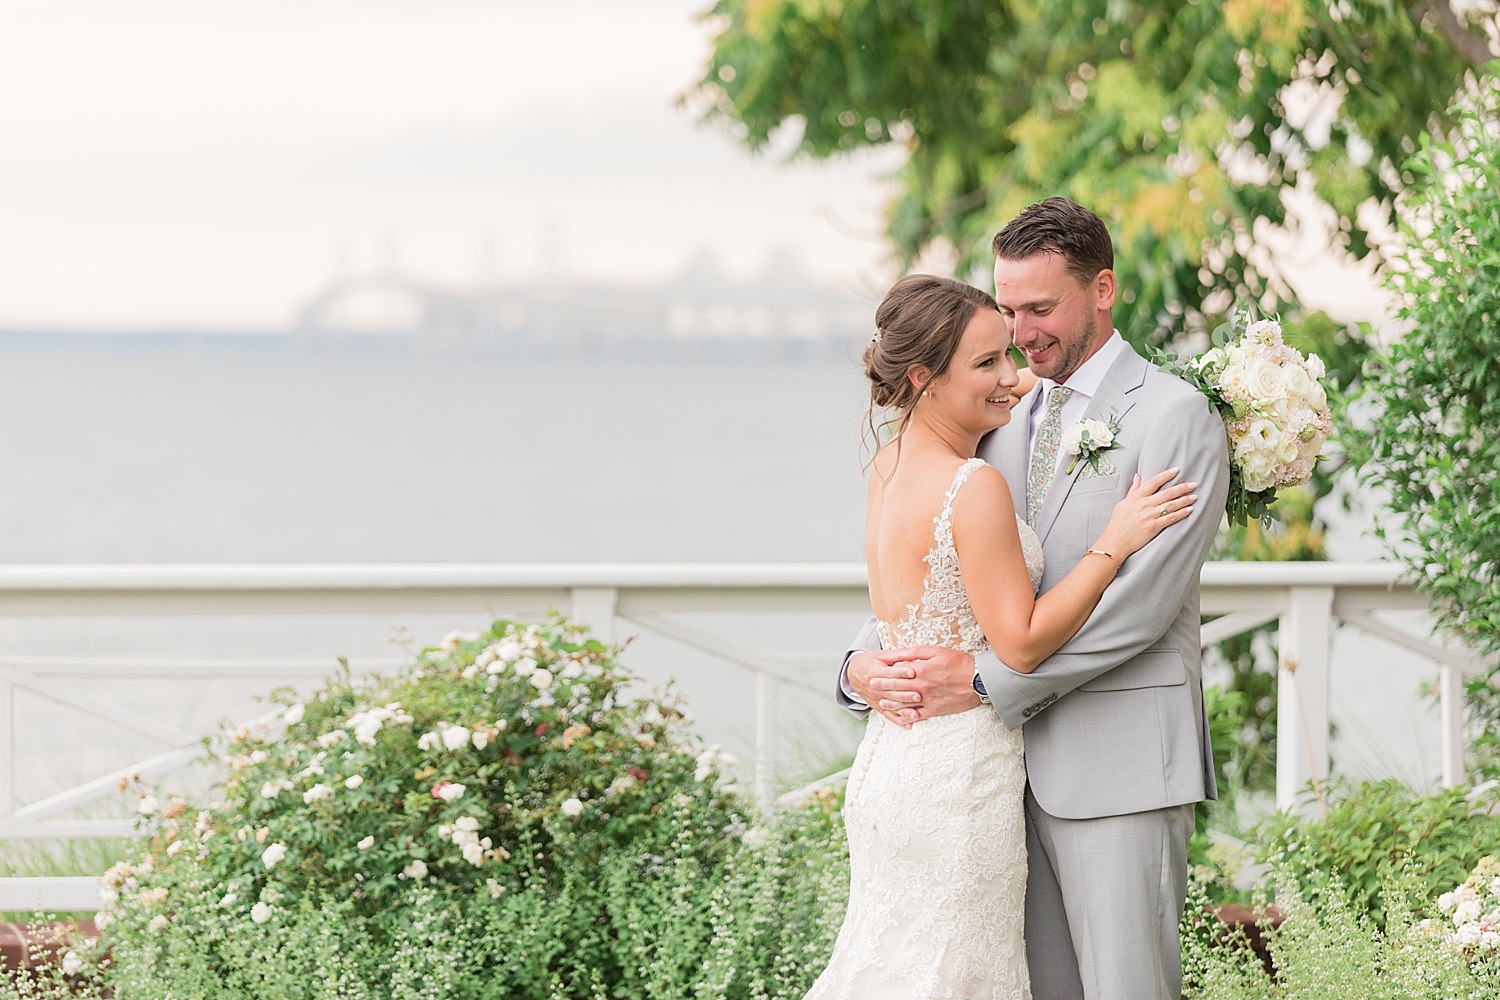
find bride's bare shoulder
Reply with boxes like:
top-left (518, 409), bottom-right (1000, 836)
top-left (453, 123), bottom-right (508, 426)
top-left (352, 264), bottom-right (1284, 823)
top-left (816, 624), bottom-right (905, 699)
top-left (956, 463), bottom-right (1017, 519)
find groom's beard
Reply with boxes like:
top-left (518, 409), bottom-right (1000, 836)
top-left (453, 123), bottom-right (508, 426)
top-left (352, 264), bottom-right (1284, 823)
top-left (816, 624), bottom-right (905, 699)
top-left (1030, 313), bottom-right (1096, 383)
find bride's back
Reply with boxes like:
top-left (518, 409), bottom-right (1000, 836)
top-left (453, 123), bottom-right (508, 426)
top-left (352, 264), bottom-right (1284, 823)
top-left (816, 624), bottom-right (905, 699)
top-left (866, 440), bottom-right (971, 623)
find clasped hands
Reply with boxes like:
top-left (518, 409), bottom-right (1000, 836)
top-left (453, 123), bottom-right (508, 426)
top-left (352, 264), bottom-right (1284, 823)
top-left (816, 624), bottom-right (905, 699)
top-left (846, 645), bottom-right (982, 728)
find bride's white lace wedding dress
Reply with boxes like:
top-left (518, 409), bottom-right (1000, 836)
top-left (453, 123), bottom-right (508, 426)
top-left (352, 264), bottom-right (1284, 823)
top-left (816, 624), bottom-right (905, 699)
top-left (806, 458), bottom-right (1043, 1000)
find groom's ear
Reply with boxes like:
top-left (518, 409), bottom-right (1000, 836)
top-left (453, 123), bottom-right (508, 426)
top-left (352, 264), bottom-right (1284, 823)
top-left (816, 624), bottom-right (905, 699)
top-left (1093, 269), bottom-right (1117, 312)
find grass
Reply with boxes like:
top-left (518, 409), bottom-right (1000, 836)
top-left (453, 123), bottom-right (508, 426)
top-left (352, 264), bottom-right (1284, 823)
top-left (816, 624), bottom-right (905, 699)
top-left (0, 839), bottom-right (142, 923)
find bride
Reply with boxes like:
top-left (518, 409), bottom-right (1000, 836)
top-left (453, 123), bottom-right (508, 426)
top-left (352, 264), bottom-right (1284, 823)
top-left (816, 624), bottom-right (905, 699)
top-left (803, 274), bottom-right (1196, 1000)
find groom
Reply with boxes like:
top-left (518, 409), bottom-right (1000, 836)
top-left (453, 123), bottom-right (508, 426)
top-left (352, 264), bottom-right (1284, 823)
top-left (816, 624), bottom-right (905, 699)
top-left (840, 198), bottom-right (1230, 1000)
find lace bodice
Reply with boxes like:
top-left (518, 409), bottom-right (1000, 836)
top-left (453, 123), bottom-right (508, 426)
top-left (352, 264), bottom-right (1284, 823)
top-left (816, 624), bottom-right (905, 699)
top-left (806, 457), bottom-right (1037, 999)
top-left (876, 458), bottom-right (1045, 655)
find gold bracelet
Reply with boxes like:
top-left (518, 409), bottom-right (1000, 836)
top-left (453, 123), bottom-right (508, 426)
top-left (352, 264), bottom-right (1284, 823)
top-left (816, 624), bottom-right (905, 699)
top-left (1085, 549), bottom-right (1115, 560)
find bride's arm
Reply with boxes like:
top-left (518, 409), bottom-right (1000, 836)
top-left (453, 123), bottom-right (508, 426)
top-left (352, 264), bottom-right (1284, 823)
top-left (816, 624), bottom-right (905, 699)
top-left (952, 466), bottom-right (1195, 674)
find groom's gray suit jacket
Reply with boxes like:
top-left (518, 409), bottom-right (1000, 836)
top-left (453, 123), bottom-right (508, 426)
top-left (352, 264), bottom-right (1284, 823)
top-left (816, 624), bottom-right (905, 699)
top-left (841, 343), bottom-right (1231, 821)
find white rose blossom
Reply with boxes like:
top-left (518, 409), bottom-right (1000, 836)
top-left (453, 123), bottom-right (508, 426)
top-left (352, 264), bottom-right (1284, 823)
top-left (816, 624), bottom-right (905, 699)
top-left (403, 859), bottom-right (428, 879)
top-left (250, 902), bottom-right (273, 924)
top-left (441, 726), bottom-right (471, 751)
top-left (62, 952), bottom-right (84, 976)
top-left (344, 774), bottom-right (363, 789)
top-left (261, 842), bottom-right (287, 869)
top-left (357, 835), bottom-right (375, 850)
top-left (283, 703), bottom-right (305, 725)
top-left (561, 797), bottom-right (584, 817)
top-left (436, 782), bottom-right (466, 802)
top-left (303, 783), bottom-right (333, 804)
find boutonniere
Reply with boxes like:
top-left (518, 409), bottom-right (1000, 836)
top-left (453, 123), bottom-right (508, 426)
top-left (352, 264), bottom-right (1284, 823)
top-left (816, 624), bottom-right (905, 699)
top-left (1060, 415), bottom-right (1122, 475)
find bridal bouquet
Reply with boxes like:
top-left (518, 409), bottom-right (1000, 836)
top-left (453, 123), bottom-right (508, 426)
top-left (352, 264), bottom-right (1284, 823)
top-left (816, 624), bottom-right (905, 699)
top-left (1155, 307), bottom-right (1333, 525)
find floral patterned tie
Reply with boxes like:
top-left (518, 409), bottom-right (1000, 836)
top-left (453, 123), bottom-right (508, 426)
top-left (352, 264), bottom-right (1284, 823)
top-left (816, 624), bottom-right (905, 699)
top-left (1026, 386), bottom-right (1073, 527)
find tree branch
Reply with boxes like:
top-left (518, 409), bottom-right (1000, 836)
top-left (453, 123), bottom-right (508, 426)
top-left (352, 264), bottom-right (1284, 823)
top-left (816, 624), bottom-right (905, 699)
top-left (1410, 0), bottom-right (1499, 66)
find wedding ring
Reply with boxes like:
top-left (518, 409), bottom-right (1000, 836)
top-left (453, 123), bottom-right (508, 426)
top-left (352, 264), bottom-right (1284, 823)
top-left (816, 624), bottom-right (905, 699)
top-left (1159, 504), bottom-right (1169, 518)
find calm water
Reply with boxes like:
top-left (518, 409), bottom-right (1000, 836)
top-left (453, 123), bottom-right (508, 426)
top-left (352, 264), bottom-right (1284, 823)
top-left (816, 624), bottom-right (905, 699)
top-left (0, 337), bottom-right (1447, 813)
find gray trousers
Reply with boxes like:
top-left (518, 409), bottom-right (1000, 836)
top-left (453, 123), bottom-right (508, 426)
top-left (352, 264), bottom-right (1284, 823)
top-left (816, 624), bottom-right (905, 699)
top-left (1024, 787), bottom-right (1193, 1000)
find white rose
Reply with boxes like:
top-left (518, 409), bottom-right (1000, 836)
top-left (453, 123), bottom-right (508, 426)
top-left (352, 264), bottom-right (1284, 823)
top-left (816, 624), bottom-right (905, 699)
top-left (1196, 348), bottom-right (1225, 371)
top-left (94, 911), bottom-right (114, 931)
top-left (1218, 362), bottom-right (1252, 400)
top-left (344, 775), bottom-right (363, 789)
top-left (303, 783), bottom-right (333, 804)
top-left (1484, 930), bottom-right (1500, 952)
top-left (1456, 898), bottom-right (1483, 925)
top-left (471, 730), bottom-right (490, 750)
top-left (1304, 352), bottom-right (1326, 380)
top-left (441, 726), bottom-right (471, 751)
top-left (259, 781), bottom-right (286, 799)
top-left (417, 731), bottom-right (442, 751)
top-left (561, 797), bottom-right (584, 817)
top-left (317, 730), bottom-right (347, 748)
top-left (404, 859), bottom-right (428, 879)
top-left (283, 703), bottom-right (305, 725)
top-left (357, 835), bottom-right (375, 850)
top-left (455, 816), bottom-right (480, 832)
top-left (1308, 380), bottom-right (1327, 409)
top-left (137, 795), bottom-right (158, 816)
top-left (219, 892), bottom-right (238, 907)
top-left (1456, 921), bottom-right (1482, 947)
top-left (437, 782), bottom-right (466, 802)
top-left (1282, 362), bottom-right (1312, 399)
top-left (531, 670), bottom-right (554, 689)
top-left (250, 902), bottom-right (273, 924)
top-left (496, 638), bottom-right (522, 661)
top-left (261, 843), bottom-right (287, 869)
top-left (462, 841), bottom-right (485, 866)
top-left (1058, 423), bottom-right (1086, 457)
top-left (1245, 359), bottom-right (1288, 401)
top-left (62, 952), bottom-right (84, 976)
top-left (513, 656), bottom-right (538, 676)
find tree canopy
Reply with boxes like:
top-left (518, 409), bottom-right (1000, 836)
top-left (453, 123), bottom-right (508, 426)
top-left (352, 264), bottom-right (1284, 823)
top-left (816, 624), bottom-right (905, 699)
top-left (696, 0), bottom-right (1495, 347)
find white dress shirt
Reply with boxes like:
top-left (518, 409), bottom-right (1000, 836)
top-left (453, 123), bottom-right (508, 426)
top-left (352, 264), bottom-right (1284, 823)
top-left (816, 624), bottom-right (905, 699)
top-left (1025, 330), bottom-right (1127, 483)
top-left (841, 330), bottom-right (1129, 706)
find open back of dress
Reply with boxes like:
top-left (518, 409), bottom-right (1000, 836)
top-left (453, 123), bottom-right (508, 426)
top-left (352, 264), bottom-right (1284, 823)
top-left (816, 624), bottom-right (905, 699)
top-left (804, 457), bottom-right (1043, 1000)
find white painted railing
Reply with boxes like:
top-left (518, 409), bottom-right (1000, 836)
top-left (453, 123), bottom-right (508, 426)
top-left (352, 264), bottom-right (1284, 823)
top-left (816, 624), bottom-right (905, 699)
top-left (0, 561), bottom-right (1488, 910)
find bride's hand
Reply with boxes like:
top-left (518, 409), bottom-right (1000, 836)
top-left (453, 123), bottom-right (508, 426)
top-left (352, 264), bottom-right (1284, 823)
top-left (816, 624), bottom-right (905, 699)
top-left (1095, 468), bottom-right (1196, 559)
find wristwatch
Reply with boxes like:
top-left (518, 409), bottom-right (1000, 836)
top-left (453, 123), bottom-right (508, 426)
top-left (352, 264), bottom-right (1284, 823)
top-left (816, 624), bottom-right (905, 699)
top-left (972, 670), bottom-right (990, 705)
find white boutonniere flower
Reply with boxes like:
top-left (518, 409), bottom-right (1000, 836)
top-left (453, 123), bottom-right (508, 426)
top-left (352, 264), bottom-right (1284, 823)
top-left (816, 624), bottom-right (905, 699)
top-left (1060, 415), bottom-right (1123, 475)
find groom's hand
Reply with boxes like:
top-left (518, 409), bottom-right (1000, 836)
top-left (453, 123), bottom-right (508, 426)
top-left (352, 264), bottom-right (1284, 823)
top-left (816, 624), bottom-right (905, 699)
top-left (850, 646), bottom-right (981, 725)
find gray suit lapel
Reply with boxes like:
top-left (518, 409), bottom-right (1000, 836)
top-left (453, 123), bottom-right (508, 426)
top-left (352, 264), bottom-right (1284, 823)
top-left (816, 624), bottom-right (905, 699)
top-left (1034, 346), bottom-right (1151, 544)
top-left (977, 384), bottom-right (1035, 515)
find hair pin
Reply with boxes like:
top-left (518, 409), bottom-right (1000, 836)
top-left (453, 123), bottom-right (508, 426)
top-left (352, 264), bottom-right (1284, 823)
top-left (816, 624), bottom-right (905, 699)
top-left (871, 329), bottom-right (883, 344)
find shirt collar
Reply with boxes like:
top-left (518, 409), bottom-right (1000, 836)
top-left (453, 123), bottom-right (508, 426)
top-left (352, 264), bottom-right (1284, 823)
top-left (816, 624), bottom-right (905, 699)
top-left (1035, 330), bottom-right (1127, 403)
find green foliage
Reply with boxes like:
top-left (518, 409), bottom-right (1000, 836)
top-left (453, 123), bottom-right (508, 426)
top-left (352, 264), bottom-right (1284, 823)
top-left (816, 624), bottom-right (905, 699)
top-left (1182, 865), bottom-right (1492, 998)
top-left (32, 616), bottom-right (853, 999)
top-left (1344, 83), bottom-right (1500, 655)
top-left (1257, 780), bottom-right (1500, 929)
top-left (696, 0), bottom-right (1475, 347)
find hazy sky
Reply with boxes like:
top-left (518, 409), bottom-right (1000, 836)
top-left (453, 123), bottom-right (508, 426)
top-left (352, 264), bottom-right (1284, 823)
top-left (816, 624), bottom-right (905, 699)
top-left (0, 0), bottom-right (903, 330)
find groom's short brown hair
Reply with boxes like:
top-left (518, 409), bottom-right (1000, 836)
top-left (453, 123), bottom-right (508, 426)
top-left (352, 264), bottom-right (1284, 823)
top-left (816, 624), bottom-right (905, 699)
top-left (991, 197), bottom-right (1113, 286)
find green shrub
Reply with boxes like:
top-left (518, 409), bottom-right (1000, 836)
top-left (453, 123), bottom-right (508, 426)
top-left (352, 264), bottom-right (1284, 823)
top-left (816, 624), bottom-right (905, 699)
top-left (1183, 865), bottom-right (1493, 999)
top-left (30, 614), bottom-right (851, 999)
top-left (1342, 83), bottom-right (1500, 656)
top-left (1257, 780), bottom-right (1500, 928)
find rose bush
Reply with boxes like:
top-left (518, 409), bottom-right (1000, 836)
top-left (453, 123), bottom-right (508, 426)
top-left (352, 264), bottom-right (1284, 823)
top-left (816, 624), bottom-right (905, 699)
top-left (22, 614), bottom-right (848, 999)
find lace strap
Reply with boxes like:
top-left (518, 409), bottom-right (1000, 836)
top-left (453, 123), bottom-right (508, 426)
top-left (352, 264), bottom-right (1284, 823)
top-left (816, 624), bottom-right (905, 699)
top-left (932, 458), bottom-right (987, 551)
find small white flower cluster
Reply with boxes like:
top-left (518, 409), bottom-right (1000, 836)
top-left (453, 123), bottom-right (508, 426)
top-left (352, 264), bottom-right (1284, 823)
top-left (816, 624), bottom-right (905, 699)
top-left (1196, 319), bottom-right (1331, 493)
top-left (344, 702), bottom-right (414, 746)
top-left (438, 815), bottom-right (495, 865)
top-left (1435, 857), bottom-right (1500, 954)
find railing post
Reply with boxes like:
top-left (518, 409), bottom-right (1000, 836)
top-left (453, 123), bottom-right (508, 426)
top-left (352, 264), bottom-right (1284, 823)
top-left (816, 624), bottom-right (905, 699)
top-left (0, 681), bottom-right (11, 817)
top-left (569, 587), bottom-right (617, 645)
top-left (755, 670), bottom-right (774, 807)
top-left (1440, 664), bottom-right (1466, 788)
top-left (1277, 585), bottom-right (1333, 817)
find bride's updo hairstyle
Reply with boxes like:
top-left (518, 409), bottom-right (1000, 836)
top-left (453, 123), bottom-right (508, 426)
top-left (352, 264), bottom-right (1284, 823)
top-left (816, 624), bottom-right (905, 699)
top-left (863, 274), bottom-right (1000, 459)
